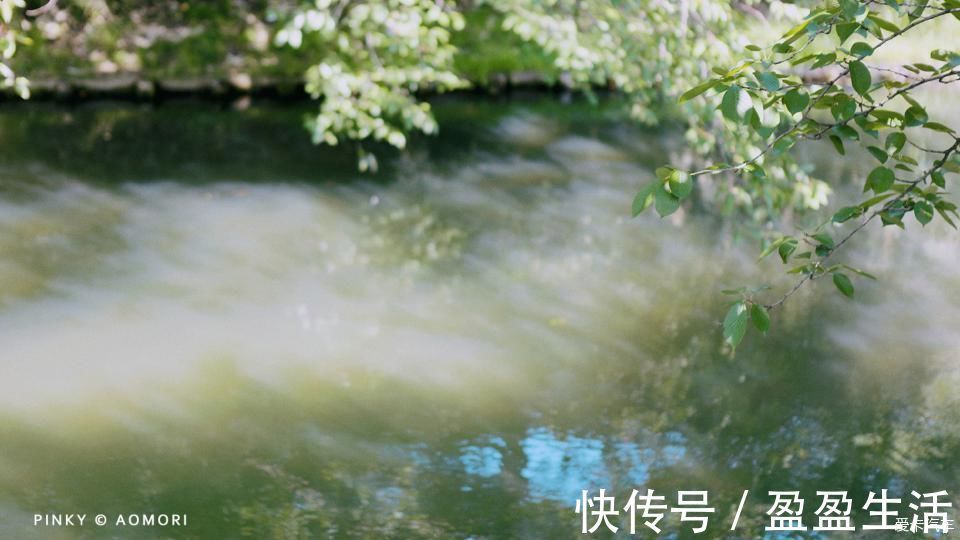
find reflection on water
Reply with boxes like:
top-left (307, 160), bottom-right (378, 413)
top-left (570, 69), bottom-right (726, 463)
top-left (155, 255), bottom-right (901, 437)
top-left (0, 97), bottom-right (958, 538)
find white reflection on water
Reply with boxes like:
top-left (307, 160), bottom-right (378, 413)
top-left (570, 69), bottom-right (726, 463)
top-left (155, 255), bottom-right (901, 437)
top-left (0, 116), bottom-right (745, 411)
top-left (0, 105), bottom-right (958, 417)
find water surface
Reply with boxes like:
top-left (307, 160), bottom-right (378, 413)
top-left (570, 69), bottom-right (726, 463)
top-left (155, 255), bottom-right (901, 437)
top-left (0, 97), bottom-right (958, 538)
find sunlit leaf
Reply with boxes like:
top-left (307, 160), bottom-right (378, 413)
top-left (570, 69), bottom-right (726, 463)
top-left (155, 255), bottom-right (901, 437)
top-left (723, 302), bottom-right (749, 347)
top-left (885, 132), bottom-right (907, 153)
top-left (632, 182), bottom-right (657, 216)
top-left (679, 80), bottom-right (719, 103)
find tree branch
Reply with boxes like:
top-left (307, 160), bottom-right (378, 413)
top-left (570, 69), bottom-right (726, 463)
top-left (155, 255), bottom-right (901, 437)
top-left (25, 0), bottom-right (58, 17)
top-left (764, 137), bottom-right (960, 310)
top-left (688, 6), bottom-right (960, 179)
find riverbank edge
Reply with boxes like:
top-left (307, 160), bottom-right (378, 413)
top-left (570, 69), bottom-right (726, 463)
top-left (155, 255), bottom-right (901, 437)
top-left (4, 64), bottom-right (880, 105)
top-left (3, 70), bottom-right (577, 103)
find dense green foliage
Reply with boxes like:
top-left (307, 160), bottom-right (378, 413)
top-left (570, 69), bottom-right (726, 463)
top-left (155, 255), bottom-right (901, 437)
top-left (9, 1), bottom-right (774, 161)
top-left (633, 0), bottom-right (960, 347)
top-left (272, 0), bottom-right (767, 171)
top-left (275, 0), bottom-right (466, 170)
top-left (0, 0), bottom-right (28, 97)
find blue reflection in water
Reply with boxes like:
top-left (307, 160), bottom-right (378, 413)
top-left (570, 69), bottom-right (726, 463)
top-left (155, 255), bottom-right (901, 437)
top-left (460, 436), bottom-right (507, 478)
top-left (520, 427), bottom-right (611, 503)
top-left (612, 442), bottom-right (653, 486)
top-left (662, 431), bottom-right (688, 464)
top-left (459, 427), bottom-right (694, 505)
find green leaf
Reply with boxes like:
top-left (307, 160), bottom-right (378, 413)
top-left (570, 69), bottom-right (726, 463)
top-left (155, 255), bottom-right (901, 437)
top-left (881, 205), bottom-right (905, 227)
top-left (812, 232), bottom-right (834, 249)
top-left (654, 183), bottom-right (681, 217)
top-left (833, 272), bottom-right (855, 299)
top-left (833, 125), bottom-right (860, 141)
top-left (936, 204), bottom-right (959, 229)
top-left (721, 287), bottom-right (747, 295)
top-left (914, 200), bottom-right (934, 225)
top-left (836, 21), bottom-right (859, 43)
top-left (744, 108), bottom-right (761, 131)
top-left (854, 116), bottom-right (881, 138)
top-left (783, 89), bottom-right (809, 115)
top-left (679, 80), bottom-right (718, 103)
top-left (902, 93), bottom-right (923, 109)
top-left (721, 85), bottom-right (741, 122)
top-left (885, 132), bottom-right (906, 153)
top-left (904, 106), bottom-right (928, 127)
top-left (758, 72), bottom-right (780, 92)
top-left (909, 0), bottom-right (931, 20)
top-left (833, 206), bottom-right (861, 223)
top-left (850, 60), bottom-right (872, 95)
top-left (758, 237), bottom-right (787, 261)
top-left (668, 171), bottom-right (693, 199)
top-left (841, 264), bottom-right (877, 280)
top-left (831, 96), bottom-right (857, 122)
top-left (932, 50), bottom-right (957, 64)
top-left (781, 16), bottom-right (816, 44)
top-left (867, 166), bottom-right (895, 193)
top-left (632, 182), bottom-right (657, 216)
top-left (772, 136), bottom-right (796, 156)
top-left (723, 302), bottom-right (749, 347)
top-left (871, 110), bottom-right (904, 125)
top-left (895, 154), bottom-right (918, 166)
top-left (932, 171), bottom-right (946, 189)
top-left (751, 304), bottom-right (770, 334)
top-left (866, 146), bottom-right (888, 163)
top-left (790, 53), bottom-right (817, 66)
top-left (850, 42), bottom-right (874, 58)
top-left (840, 0), bottom-right (860, 18)
top-left (777, 237), bottom-right (798, 263)
top-left (867, 14), bottom-right (900, 33)
top-left (812, 52), bottom-right (837, 68)
top-left (859, 192), bottom-right (895, 209)
top-left (924, 122), bottom-right (955, 134)
top-left (772, 43), bottom-right (794, 54)
top-left (829, 135), bottom-right (845, 155)
top-left (655, 166), bottom-right (676, 180)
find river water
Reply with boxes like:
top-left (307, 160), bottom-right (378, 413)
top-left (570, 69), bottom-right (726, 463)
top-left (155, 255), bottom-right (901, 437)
top-left (0, 97), bottom-right (958, 538)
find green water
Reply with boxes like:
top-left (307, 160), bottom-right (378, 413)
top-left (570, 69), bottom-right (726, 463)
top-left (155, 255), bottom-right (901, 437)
top-left (0, 97), bottom-right (958, 539)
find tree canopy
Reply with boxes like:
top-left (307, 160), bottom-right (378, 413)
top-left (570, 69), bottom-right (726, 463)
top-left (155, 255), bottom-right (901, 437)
top-left (632, 0), bottom-right (960, 347)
